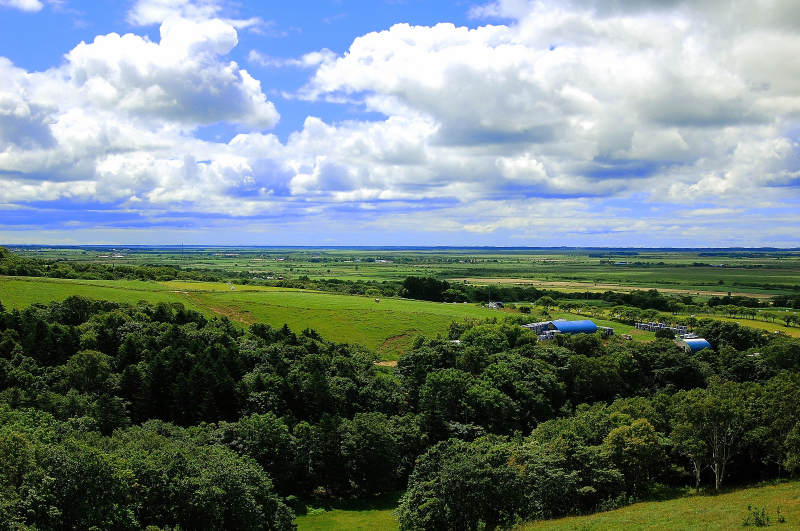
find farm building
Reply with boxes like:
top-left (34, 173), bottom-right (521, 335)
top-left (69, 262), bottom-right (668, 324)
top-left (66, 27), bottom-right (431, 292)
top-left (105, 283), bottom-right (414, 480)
top-left (636, 322), bottom-right (690, 336)
top-left (523, 319), bottom-right (598, 335)
top-left (523, 319), bottom-right (602, 340)
top-left (677, 338), bottom-right (713, 354)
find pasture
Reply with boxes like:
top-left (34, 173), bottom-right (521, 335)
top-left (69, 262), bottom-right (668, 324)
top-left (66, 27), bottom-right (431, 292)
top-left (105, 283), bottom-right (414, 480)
top-left (10, 246), bottom-right (800, 297)
top-left (293, 480), bottom-right (800, 531)
top-left (518, 480), bottom-right (800, 531)
top-left (294, 494), bottom-right (401, 531)
top-left (4, 246), bottom-right (800, 357)
top-left (0, 276), bottom-right (492, 358)
top-left (3, 274), bottom-right (799, 359)
top-left (294, 480), bottom-right (800, 531)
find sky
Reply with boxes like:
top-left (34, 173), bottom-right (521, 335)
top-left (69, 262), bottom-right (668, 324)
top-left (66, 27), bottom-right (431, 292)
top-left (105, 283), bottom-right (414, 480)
top-left (0, 0), bottom-right (799, 247)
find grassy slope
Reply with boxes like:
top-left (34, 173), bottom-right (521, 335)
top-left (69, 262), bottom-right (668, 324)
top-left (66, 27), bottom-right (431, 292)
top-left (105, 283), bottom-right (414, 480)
top-left (0, 277), bottom-right (489, 358)
top-left (3, 277), bottom-right (796, 360)
top-left (294, 481), bottom-right (800, 531)
top-left (518, 481), bottom-right (800, 530)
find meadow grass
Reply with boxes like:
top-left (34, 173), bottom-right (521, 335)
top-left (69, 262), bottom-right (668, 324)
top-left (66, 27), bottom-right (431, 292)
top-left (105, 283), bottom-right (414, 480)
top-left (184, 290), bottom-right (491, 357)
top-left (517, 480), bottom-right (800, 530)
top-left (3, 276), bottom-right (797, 359)
top-left (0, 276), bottom-right (489, 358)
top-left (0, 276), bottom-right (198, 309)
top-left (295, 481), bottom-right (800, 531)
top-left (294, 493), bottom-right (401, 531)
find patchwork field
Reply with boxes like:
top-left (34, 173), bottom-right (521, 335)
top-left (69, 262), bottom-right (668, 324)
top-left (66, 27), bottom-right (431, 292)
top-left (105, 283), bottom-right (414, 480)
top-left (11, 246), bottom-right (800, 296)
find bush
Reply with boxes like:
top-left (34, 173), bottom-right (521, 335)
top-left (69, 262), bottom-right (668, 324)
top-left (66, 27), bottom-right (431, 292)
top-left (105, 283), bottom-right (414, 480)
top-left (655, 329), bottom-right (675, 340)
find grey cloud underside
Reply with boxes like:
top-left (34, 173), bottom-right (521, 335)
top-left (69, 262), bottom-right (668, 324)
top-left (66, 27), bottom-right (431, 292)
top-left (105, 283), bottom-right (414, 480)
top-left (0, 106), bottom-right (57, 150)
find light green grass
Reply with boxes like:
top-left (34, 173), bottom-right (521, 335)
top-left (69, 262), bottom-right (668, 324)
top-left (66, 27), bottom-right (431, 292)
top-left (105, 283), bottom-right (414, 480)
top-left (296, 508), bottom-right (397, 531)
top-left (3, 276), bottom-right (796, 359)
top-left (294, 494), bottom-right (400, 531)
top-left (517, 481), bottom-right (800, 530)
top-left (184, 291), bottom-right (490, 358)
top-left (293, 481), bottom-right (800, 531)
top-left (0, 276), bottom-right (490, 359)
top-left (700, 314), bottom-right (800, 338)
top-left (0, 276), bottom-right (198, 309)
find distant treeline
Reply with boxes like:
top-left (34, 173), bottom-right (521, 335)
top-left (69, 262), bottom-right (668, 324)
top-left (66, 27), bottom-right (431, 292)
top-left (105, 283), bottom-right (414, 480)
top-left (399, 275), bottom-right (800, 311)
top-left (3, 296), bottom-right (800, 529)
top-left (402, 276), bottom-right (688, 311)
top-left (3, 247), bottom-right (797, 309)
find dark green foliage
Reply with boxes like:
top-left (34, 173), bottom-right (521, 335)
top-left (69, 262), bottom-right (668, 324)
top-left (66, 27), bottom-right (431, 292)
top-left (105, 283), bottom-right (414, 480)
top-left (4, 293), bottom-right (800, 530)
top-left (0, 410), bottom-right (297, 531)
top-left (396, 437), bottom-right (526, 531)
top-left (696, 319), bottom-right (770, 351)
top-left (601, 289), bottom-right (672, 311)
top-left (655, 328), bottom-right (675, 339)
top-left (401, 276), bottom-right (452, 302)
top-left (742, 505), bottom-right (770, 527)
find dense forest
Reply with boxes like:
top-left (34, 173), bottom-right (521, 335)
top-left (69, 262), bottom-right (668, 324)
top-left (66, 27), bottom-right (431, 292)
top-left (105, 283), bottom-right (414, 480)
top-left (1, 295), bottom-right (800, 529)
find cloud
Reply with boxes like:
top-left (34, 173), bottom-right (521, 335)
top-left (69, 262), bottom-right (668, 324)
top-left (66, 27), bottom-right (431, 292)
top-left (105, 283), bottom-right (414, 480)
top-left (298, 2), bottom-right (800, 211)
top-left (2, 0), bottom-right (800, 245)
top-left (127, 0), bottom-right (222, 26)
top-left (0, 15), bottom-right (279, 206)
top-left (127, 0), bottom-right (268, 33)
top-left (0, 0), bottom-right (42, 12)
top-left (248, 49), bottom-right (337, 69)
top-left (56, 18), bottom-right (278, 129)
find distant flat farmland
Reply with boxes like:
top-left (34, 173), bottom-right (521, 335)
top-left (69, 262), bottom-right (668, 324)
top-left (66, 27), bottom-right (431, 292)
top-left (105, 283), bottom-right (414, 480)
top-left (457, 278), bottom-right (777, 298)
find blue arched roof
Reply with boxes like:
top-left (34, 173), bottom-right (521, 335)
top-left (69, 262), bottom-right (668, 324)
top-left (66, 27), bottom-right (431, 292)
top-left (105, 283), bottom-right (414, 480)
top-left (552, 320), bottom-right (598, 335)
top-left (684, 338), bottom-right (712, 353)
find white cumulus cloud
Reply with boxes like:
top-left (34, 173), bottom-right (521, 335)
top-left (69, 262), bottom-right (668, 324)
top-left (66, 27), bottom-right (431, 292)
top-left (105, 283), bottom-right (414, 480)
top-left (2, 0), bottom-right (800, 246)
top-left (0, 0), bottom-right (42, 12)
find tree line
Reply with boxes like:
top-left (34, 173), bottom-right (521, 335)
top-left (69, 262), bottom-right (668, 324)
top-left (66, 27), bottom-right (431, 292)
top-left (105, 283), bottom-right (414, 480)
top-left (2, 296), bottom-right (800, 529)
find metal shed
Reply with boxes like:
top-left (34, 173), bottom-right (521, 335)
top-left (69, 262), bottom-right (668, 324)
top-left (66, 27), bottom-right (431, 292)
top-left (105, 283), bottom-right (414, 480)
top-left (679, 338), bottom-right (713, 354)
top-left (551, 320), bottom-right (598, 335)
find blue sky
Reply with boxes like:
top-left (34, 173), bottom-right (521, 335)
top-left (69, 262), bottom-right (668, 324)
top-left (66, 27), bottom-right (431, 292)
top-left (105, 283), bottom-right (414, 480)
top-left (0, 0), bottom-right (799, 247)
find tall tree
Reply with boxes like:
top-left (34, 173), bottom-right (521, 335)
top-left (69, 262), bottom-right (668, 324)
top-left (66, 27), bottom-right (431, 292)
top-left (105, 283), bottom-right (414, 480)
top-left (671, 378), bottom-right (752, 490)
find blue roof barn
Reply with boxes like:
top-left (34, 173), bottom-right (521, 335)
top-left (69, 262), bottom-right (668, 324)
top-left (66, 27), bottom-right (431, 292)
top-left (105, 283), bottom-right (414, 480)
top-left (679, 338), bottom-right (713, 354)
top-left (523, 319), bottom-right (599, 336)
top-left (551, 320), bottom-right (598, 335)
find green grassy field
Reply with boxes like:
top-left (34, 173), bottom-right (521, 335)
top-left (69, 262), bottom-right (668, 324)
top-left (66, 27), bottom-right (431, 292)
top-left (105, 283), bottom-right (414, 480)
top-left (182, 287), bottom-right (492, 357)
top-left (295, 494), bottom-right (401, 531)
top-left (518, 481), bottom-right (800, 530)
top-left (0, 276), bottom-right (492, 358)
top-left (292, 481), bottom-right (800, 531)
top-left (0, 276), bottom-right (203, 309)
top-left (3, 275), bottom-right (798, 359)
